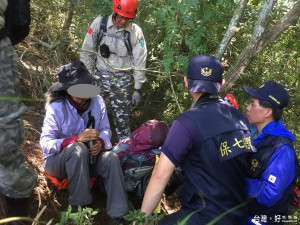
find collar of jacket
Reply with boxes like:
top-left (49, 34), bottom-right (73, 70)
top-left (194, 93), bottom-right (221, 106)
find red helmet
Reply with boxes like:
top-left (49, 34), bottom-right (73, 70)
top-left (113, 0), bottom-right (138, 18)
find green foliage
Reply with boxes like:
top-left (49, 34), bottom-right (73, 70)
top-left (140, 0), bottom-right (235, 73)
top-left (55, 205), bottom-right (98, 225)
top-left (123, 209), bottom-right (164, 225)
top-left (135, 0), bottom-right (237, 123)
top-left (73, 0), bottom-right (112, 46)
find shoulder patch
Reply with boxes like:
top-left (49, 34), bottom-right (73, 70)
top-left (268, 175), bottom-right (277, 183)
top-left (88, 28), bottom-right (93, 34)
top-left (137, 36), bottom-right (145, 48)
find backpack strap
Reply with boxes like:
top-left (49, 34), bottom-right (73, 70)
top-left (96, 15), bottom-right (109, 53)
top-left (123, 30), bottom-right (134, 63)
top-left (97, 15), bottom-right (133, 63)
top-left (99, 15), bottom-right (108, 41)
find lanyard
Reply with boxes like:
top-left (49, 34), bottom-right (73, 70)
top-left (86, 110), bottom-right (95, 129)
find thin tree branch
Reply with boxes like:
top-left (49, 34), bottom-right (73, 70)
top-left (215, 0), bottom-right (249, 60)
top-left (28, 36), bottom-right (60, 50)
top-left (167, 72), bottom-right (182, 113)
top-left (62, 0), bottom-right (76, 34)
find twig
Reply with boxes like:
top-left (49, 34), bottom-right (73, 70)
top-left (167, 72), bottom-right (182, 113)
top-left (32, 205), bottom-right (47, 225)
top-left (28, 36), bottom-right (61, 50)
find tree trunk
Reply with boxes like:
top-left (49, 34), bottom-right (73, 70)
top-left (62, 0), bottom-right (76, 35)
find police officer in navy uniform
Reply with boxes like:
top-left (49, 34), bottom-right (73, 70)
top-left (140, 54), bottom-right (256, 225)
top-left (243, 81), bottom-right (299, 225)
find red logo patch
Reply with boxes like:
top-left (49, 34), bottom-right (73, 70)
top-left (88, 28), bottom-right (93, 34)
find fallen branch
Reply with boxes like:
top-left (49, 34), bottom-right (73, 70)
top-left (28, 36), bottom-right (60, 50)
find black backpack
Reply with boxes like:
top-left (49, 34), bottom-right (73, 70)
top-left (5, 0), bottom-right (31, 45)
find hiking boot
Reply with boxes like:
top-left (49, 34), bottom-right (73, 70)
top-left (109, 217), bottom-right (126, 225)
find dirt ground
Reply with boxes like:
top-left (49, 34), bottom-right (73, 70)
top-left (17, 101), bottom-right (181, 225)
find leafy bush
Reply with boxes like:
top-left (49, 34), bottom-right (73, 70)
top-left (55, 205), bottom-right (98, 225)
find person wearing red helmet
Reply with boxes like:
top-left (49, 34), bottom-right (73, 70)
top-left (222, 79), bottom-right (239, 109)
top-left (224, 92), bottom-right (239, 109)
top-left (81, 0), bottom-right (147, 142)
top-left (113, 0), bottom-right (137, 19)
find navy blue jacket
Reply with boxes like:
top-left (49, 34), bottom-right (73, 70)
top-left (178, 95), bottom-right (255, 224)
top-left (246, 120), bottom-right (298, 224)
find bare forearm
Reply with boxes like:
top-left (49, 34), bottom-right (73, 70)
top-left (141, 153), bottom-right (175, 216)
top-left (141, 168), bottom-right (167, 216)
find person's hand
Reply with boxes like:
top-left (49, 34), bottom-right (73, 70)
top-left (132, 90), bottom-right (141, 106)
top-left (89, 140), bottom-right (103, 155)
top-left (77, 129), bottom-right (99, 143)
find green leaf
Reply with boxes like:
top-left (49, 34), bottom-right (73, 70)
top-left (176, 209), bottom-right (201, 225)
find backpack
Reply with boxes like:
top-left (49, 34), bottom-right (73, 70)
top-left (112, 119), bottom-right (169, 199)
top-left (5, 0), bottom-right (31, 45)
top-left (97, 15), bottom-right (133, 60)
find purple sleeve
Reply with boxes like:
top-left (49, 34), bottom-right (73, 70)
top-left (161, 114), bottom-right (201, 167)
top-left (40, 103), bottom-right (65, 156)
top-left (96, 96), bottom-right (112, 149)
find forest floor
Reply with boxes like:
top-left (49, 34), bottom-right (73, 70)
top-left (17, 100), bottom-right (181, 225)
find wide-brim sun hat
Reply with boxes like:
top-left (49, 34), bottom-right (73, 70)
top-left (187, 54), bottom-right (223, 95)
top-left (243, 81), bottom-right (289, 109)
top-left (49, 60), bottom-right (99, 98)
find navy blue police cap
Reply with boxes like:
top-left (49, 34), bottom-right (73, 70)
top-left (187, 54), bottom-right (223, 94)
top-left (243, 81), bottom-right (289, 109)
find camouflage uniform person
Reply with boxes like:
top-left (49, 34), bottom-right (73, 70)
top-left (81, 0), bottom-right (147, 141)
top-left (0, 0), bottom-right (37, 222)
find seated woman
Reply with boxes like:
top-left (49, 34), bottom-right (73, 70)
top-left (39, 61), bottom-right (128, 223)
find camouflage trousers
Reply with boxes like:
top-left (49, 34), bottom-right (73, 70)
top-left (0, 37), bottom-right (37, 198)
top-left (96, 71), bottom-right (132, 141)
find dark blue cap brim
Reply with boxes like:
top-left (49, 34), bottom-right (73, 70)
top-left (243, 81), bottom-right (289, 108)
top-left (188, 79), bottom-right (221, 95)
top-left (243, 86), bottom-right (266, 101)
